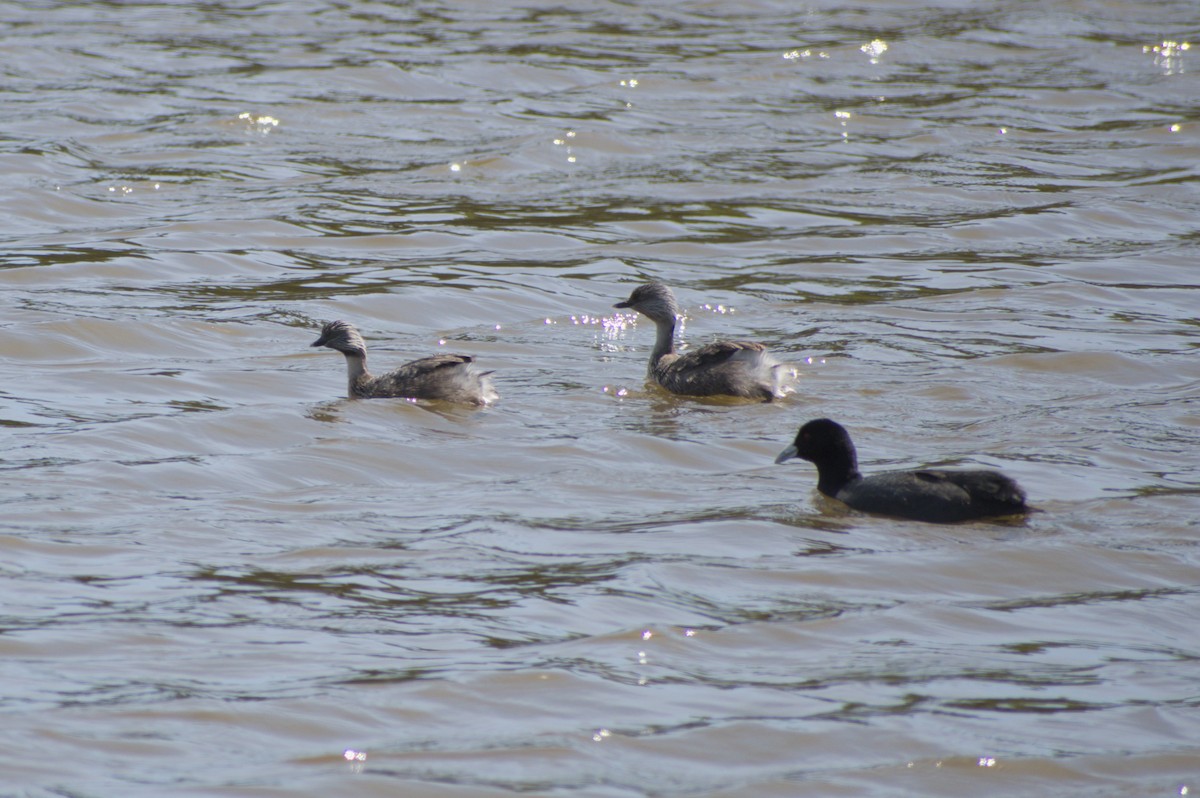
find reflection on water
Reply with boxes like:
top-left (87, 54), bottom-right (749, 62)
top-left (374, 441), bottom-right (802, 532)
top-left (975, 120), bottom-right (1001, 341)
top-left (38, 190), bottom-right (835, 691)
top-left (1, 0), bottom-right (1199, 795)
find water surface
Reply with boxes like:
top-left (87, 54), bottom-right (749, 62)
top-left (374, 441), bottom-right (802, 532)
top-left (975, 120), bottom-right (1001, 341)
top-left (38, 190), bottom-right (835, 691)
top-left (1, 0), bottom-right (1198, 795)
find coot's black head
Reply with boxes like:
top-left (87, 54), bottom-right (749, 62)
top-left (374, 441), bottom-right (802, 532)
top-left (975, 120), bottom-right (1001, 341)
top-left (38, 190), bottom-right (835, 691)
top-left (775, 418), bottom-right (856, 466)
top-left (311, 320), bottom-right (366, 355)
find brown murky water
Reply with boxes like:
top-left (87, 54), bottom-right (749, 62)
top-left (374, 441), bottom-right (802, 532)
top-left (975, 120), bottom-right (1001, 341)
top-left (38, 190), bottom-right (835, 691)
top-left (1, 1), bottom-right (1198, 795)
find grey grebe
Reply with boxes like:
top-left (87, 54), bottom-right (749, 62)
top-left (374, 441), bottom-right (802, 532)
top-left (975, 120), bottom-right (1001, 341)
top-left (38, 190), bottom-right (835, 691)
top-left (311, 320), bottom-right (497, 406)
top-left (613, 282), bottom-right (792, 401)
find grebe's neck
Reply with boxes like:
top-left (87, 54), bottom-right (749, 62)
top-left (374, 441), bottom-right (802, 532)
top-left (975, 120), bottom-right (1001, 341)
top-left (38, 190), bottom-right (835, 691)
top-left (342, 351), bottom-right (370, 395)
top-left (648, 315), bottom-right (677, 369)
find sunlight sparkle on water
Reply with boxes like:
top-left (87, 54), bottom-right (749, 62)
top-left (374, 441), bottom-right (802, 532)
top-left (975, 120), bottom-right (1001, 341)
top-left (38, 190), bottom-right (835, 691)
top-left (783, 49), bottom-right (829, 60)
top-left (572, 311), bottom-right (637, 339)
top-left (860, 39), bottom-right (888, 64)
top-left (237, 112), bottom-right (279, 134)
top-left (592, 728), bottom-right (611, 742)
top-left (1145, 40), bottom-right (1190, 74)
top-left (553, 130), bottom-right (578, 163)
top-left (343, 749), bottom-right (367, 762)
top-left (587, 311), bottom-right (636, 354)
top-left (835, 110), bottom-right (852, 140)
top-left (604, 313), bottom-right (634, 333)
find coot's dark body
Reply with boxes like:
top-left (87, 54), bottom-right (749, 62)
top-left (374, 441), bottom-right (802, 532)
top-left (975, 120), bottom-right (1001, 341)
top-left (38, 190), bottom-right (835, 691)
top-left (775, 418), bottom-right (1028, 523)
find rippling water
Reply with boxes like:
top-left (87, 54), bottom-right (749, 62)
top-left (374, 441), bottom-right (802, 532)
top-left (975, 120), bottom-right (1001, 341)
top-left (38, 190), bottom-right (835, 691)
top-left (2, 0), bottom-right (1199, 795)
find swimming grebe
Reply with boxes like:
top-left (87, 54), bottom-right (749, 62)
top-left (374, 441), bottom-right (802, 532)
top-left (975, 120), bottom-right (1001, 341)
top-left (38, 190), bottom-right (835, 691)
top-left (311, 320), bottom-right (497, 406)
top-left (613, 282), bottom-right (792, 401)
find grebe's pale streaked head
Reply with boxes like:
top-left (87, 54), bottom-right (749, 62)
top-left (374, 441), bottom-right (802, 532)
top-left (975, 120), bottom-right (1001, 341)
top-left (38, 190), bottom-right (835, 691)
top-left (311, 320), bottom-right (367, 356)
top-left (613, 281), bottom-right (681, 325)
top-left (775, 418), bottom-right (1029, 523)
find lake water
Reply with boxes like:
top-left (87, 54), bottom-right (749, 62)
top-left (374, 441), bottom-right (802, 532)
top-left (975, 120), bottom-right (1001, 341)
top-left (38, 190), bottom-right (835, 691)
top-left (1, 1), bottom-right (1198, 795)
